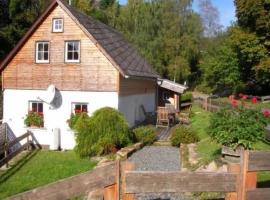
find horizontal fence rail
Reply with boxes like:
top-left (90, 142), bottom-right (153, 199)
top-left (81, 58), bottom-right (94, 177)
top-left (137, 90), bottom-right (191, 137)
top-left (125, 171), bottom-right (238, 193)
top-left (0, 131), bottom-right (33, 168)
top-left (9, 162), bottom-right (117, 200)
top-left (248, 151), bottom-right (270, 171)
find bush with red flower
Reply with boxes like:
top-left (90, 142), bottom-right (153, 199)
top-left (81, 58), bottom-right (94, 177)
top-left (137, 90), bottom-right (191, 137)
top-left (24, 112), bottom-right (44, 127)
top-left (209, 107), bottom-right (269, 149)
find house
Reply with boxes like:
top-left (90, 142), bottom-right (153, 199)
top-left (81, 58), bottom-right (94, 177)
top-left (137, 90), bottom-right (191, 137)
top-left (0, 0), bottom-right (159, 149)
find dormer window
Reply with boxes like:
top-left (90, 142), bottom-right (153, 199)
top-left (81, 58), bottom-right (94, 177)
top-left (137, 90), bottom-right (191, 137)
top-left (52, 18), bottom-right (63, 32)
top-left (36, 42), bottom-right (49, 63)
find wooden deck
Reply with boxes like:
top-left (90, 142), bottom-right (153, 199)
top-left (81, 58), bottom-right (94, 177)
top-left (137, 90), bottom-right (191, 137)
top-left (156, 127), bottom-right (171, 141)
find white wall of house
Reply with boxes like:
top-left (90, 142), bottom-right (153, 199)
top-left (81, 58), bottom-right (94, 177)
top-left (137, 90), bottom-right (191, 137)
top-left (3, 89), bottom-right (118, 150)
top-left (118, 93), bottom-right (156, 127)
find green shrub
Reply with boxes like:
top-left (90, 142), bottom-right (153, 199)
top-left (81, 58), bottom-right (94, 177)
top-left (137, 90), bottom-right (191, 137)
top-left (133, 126), bottom-right (157, 145)
top-left (74, 107), bottom-right (131, 157)
top-left (67, 113), bottom-right (81, 129)
top-left (209, 108), bottom-right (269, 149)
top-left (24, 112), bottom-right (44, 127)
top-left (170, 125), bottom-right (199, 146)
top-left (181, 92), bottom-right (193, 102)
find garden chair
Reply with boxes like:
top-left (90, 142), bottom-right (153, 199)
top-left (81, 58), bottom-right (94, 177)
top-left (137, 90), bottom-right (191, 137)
top-left (156, 106), bottom-right (170, 128)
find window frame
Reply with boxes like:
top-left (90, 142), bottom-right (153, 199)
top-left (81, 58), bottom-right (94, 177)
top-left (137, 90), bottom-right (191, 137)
top-left (29, 101), bottom-right (44, 113)
top-left (35, 41), bottom-right (50, 64)
top-left (65, 41), bottom-right (81, 63)
top-left (52, 18), bottom-right (64, 33)
top-left (71, 102), bottom-right (88, 114)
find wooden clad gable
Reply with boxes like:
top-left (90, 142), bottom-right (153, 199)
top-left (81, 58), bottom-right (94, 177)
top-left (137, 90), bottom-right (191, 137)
top-left (3, 5), bottom-right (118, 92)
top-left (119, 75), bottom-right (156, 96)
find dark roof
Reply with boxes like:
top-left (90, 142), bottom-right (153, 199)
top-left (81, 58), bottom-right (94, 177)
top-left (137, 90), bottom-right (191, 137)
top-left (0, 0), bottom-right (158, 79)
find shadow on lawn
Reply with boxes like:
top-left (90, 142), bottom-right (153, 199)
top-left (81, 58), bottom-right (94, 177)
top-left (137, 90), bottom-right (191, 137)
top-left (257, 180), bottom-right (270, 188)
top-left (0, 150), bottom-right (39, 184)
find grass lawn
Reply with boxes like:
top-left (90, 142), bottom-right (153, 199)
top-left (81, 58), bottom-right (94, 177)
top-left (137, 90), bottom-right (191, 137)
top-left (0, 150), bottom-right (97, 199)
top-left (191, 105), bottom-right (221, 165)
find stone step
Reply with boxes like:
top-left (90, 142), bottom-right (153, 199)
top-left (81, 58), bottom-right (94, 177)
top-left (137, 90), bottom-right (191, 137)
top-left (153, 140), bottom-right (171, 146)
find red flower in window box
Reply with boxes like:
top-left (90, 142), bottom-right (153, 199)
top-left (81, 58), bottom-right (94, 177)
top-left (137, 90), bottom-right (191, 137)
top-left (75, 109), bottom-right (82, 114)
top-left (24, 112), bottom-right (44, 128)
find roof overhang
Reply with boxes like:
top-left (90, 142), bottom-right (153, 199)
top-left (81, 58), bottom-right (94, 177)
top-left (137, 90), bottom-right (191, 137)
top-left (157, 79), bottom-right (187, 94)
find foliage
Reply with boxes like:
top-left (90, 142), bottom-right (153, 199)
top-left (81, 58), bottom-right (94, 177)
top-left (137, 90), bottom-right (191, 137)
top-left (209, 108), bottom-right (269, 149)
top-left (24, 112), bottom-right (43, 127)
top-left (67, 112), bottom-right (86, 129)
top-left (170, 125), bottom-right (199, 146)
top-left (133, 126), bottom-right (157, 145)
top-left (74, 107), bottom-right (131, 157)
top-left (0, 150), bottom-right (96, 199)
top-left (0, 0), bottom-right (49, 59)
top-left (181, 92), bottom-right (193, 102)
top-left (200, 35), bottom-right (242, 94)
top-left (112, 0), bottom-right (202, 84)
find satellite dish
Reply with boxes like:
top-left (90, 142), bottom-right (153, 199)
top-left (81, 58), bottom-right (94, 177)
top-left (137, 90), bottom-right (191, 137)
top-left (45, 85), bottom-right (56, 104)
top-left (37, 85), bottom-right (56, 104)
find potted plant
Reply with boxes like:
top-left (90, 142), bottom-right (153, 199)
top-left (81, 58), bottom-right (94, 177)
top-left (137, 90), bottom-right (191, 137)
top-left (24, 112), bottom-right (44, 128)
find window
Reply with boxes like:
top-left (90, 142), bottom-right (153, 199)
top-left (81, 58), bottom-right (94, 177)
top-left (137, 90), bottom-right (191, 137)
top-left (52, 18), bottom-right (63, 32)
top-left (36, 42), bottom-right (49, 63)
top-left (27, 101), bottom-right (44, 127)
top-left (162, 92), bottom-right (170, 101)
top-left (29, 101), bottom-right (43, 113)
top-left (65, 41), bottom-right (80, 63)
top-left (72, 103), bottom-right (88, 114)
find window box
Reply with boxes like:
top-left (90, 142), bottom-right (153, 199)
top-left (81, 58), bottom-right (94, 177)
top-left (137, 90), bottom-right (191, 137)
top-left (24, 112), bottom-right (44, 128)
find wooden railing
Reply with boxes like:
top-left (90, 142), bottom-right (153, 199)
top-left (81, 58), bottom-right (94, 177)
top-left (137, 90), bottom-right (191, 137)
top-left (6, 149), bottom-right (270, 200)
top-left (0, 130), bottom-right (33, 168)
top-left (123, 149), bottom-right (270, 200)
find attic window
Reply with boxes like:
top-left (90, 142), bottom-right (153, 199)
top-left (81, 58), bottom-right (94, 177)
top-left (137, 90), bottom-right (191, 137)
top-left (52, 18), bottom-right (63, 32)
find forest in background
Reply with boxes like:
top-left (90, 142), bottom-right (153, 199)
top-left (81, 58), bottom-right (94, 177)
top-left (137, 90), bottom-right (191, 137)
top-left (0, 0), bottom-right (269, 95)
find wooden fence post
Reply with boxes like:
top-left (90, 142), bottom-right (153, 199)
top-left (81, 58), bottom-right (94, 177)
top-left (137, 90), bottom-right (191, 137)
top-left (225, 163), bottom-right (240, 200)
top-left (122, 161), bottom-right (135, 200)
top-left (104, 160), bottom-right (120, 200)
top-left (237, 149), bottom-right (257, 200)
top-left (4, 123), bottom-right (9, 168)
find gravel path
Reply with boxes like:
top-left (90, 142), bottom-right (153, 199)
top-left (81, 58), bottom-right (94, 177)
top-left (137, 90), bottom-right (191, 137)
top-left (128, 146), bottom-right (195, 200)
top-left (128, 146), bottom-right (180, 171)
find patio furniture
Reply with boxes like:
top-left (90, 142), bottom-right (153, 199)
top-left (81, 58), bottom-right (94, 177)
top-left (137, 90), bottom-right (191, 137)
top-left (156, 106), bottom-right (176, 128)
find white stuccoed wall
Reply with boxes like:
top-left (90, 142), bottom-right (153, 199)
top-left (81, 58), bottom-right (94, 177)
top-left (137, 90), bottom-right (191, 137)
top-left (118, 93), bottom-right (156, 127)
top-left (3, 89), bottom-right (118, 149)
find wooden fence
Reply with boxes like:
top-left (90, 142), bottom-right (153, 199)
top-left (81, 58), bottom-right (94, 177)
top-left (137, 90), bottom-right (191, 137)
top-left (8, 149), bottom-right (270, 200)
top-left (0, 124), bottom-right (33, 168)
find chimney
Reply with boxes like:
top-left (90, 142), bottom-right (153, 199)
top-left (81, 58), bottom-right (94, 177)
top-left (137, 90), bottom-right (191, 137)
top-left (69, 0), bottom-right (72, 5)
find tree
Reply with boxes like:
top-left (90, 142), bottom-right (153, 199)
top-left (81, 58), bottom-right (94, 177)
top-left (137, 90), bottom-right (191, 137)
top-left (0, 0), bottom-right (50, 60)
top-left (200, 34), bottom-right (242, 94)
top-left (198, 0), bottom-right (222, 37)
top-left (235, 0), bottom-right (270, 46)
